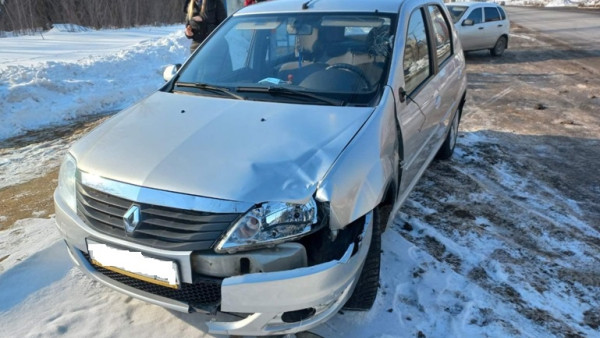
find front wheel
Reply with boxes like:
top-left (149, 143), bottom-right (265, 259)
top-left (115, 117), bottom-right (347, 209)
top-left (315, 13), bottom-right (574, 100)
top-left (490, 36), bottom-right (507, 57)
top-left (343, 209), bottom-right (381, 310)
top-left (436, 108), bottom-right (460, 160)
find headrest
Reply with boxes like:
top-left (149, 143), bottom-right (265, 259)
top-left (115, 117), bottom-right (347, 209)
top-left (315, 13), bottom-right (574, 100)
top-left (320, 26), bottom-right (345, 43)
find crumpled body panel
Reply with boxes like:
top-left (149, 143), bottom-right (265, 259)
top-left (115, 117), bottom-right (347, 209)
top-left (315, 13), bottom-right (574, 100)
top-left (72, 92), bottom-right (373, 205)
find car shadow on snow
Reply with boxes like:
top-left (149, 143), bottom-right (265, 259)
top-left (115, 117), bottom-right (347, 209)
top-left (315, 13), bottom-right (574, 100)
top-left (0, 241), bottom-right (72, 312)
top-left (166, 309), bottom-right (322, 338)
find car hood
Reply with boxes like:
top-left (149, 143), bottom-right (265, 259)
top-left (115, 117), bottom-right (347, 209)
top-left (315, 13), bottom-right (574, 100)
top-left (73, 91), bottom-right (373, 204)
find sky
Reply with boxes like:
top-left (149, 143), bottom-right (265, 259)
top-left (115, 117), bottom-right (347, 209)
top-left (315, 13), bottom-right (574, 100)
top-left (0, 12), bottom-right (599, 338)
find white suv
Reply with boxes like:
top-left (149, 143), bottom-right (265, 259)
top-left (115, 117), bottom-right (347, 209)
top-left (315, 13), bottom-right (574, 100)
top-left (54, 0), bottom-right (467, 335)
top-left (447, 2), bottom-right (510, 56)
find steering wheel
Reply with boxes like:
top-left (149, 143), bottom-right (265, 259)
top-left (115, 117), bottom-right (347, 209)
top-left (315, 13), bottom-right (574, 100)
top-left (325, 63), bottom-right (371, 90)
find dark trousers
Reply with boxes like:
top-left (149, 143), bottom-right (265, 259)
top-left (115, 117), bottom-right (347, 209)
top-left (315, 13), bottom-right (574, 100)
top-left (190, 40), bottom-right (201, 54)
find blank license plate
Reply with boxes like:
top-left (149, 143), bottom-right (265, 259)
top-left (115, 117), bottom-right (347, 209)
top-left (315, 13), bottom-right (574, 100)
top-left (87, 241), bottom-right (180, 289)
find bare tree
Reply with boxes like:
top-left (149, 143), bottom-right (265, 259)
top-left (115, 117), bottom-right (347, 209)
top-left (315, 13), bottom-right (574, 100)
top-left (0, 0), bottom-right (186, 33)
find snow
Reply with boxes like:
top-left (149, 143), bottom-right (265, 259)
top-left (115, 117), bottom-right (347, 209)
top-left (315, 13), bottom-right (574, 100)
top-left (1, 22), bottom-right (599, 338)
top-left (0, 217), bottom-right (533, 338)
top-left (0, 24), bottom-right (188, 142)
top-left (0, 133), bottom-right (77, 189)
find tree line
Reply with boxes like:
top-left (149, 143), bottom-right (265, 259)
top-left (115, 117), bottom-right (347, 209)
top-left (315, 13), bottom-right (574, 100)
top-left (0, 0), bottom-right (187, 33)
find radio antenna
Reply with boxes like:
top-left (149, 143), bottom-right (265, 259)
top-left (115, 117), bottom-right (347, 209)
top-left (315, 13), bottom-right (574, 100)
top-left (302, 0), bottom-right (315, 10)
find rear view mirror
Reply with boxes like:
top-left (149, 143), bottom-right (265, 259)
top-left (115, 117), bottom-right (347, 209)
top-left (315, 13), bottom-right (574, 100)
top-left (462, 19), bottom-right (474, 26)
top-left (286, 19), bottom-right (313, 35)
top-left (163, 64), bottom-right (181, 82)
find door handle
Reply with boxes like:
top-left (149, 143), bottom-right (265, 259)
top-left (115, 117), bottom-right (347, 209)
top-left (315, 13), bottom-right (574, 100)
top-left (478, 27), bottom-right (484, 30)
top-left (498, 24), bottom-right (503, 27)
top-left (434, 95), bottom-right (441, 109)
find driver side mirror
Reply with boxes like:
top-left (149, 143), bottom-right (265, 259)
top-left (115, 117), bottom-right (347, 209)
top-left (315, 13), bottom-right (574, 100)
top-left (163, 64), bottom-right (181, 82)
top-left (462, 19), bottom-right (474, 26)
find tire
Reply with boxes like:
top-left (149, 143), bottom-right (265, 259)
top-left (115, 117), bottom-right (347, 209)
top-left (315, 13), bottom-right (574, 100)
top-left (490, 36), bottom-right (507, 57)
top-left (436, 108), bottom-right (460, 160)
top-left (343, 208), bottom-right (381, 311)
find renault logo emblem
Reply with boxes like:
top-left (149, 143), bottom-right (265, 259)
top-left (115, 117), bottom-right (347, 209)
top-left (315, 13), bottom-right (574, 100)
top-left (123, 205), bottom-right (141, 234)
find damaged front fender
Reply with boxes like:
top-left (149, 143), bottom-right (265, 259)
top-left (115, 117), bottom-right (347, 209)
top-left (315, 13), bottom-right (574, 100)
top-left (316, 87), bottom-right (399, 230)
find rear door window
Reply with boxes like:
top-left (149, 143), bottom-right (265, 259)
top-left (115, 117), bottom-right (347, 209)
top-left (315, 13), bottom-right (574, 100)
top-left (484, 7), bottom-right (502, 22)
top-left (403, 8), bottom-right (431, 94)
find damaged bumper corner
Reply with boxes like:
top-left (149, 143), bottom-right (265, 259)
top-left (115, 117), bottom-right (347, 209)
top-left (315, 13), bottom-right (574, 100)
top-left (208, 211), bottom-right (373, 336)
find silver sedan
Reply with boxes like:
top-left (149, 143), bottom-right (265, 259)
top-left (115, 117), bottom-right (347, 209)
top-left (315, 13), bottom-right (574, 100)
top-left (54, 0), bottom-right (467, 335)
top-left (447, 2), bottom-right (510, 56)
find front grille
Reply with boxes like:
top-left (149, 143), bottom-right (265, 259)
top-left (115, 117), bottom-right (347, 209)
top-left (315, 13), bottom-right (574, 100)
top-left (76, 183), bottom-right (241, 251)
top-left (86, 254), bottom-right (222, 309)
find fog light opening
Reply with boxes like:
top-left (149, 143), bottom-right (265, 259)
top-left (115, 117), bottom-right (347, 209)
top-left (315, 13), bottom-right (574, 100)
top-left (281, 308), bottom-right (316, 323)
top-left (240, 258), bottom-right (250, 274)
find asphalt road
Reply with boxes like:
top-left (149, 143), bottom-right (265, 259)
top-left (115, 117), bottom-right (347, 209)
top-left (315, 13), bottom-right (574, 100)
top-left (505, 6), bottom-right (600, 52)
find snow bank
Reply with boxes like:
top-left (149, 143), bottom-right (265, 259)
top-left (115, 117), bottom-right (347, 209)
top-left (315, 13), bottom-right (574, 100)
top-left (0, 25), bottom-right (189, 141)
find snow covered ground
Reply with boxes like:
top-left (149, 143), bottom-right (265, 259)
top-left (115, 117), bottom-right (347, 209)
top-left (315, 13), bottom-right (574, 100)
top-left (0, 24), bottom-right (188, 142)
top-left (1, 19), bottom-right (600, 338)
top-left (0, 24), bottom-right (187, 189)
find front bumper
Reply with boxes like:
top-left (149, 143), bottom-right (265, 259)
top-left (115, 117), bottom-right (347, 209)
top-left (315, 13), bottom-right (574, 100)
top-left (54, 190), bottom-right (373, 336)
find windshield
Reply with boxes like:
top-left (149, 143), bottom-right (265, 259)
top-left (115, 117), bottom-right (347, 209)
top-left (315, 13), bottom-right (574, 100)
top-left (174, 12), bottom-right (395, 106)
top-left (446, 6), bottom-right (468, 23)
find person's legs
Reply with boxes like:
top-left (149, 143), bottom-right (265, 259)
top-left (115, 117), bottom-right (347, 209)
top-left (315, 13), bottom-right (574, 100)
top-left (190, 40), bottom-right (201, 54)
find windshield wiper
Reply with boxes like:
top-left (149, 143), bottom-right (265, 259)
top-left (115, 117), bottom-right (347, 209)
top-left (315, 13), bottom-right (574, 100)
top-left (236, 86), bottom-right (345, 106)
top-left (174, 82), bottom-right (245, 100)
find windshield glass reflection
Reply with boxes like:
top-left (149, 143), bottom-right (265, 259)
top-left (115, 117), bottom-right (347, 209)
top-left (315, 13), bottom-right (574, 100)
top-left (176, 13), bottom-right (395, 106)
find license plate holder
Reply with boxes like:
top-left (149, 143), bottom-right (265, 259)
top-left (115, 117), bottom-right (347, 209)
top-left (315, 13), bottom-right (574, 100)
top-left (87, 240), bottom-right (180, 289)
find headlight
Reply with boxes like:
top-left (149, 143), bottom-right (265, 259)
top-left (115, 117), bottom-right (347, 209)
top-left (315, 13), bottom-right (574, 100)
top-left (57, 153), bottom-right (77, 212)
top-left (215, 198), bottom-right (318, 253)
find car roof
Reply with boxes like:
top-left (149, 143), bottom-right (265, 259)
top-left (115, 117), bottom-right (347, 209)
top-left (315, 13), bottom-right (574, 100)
top-left (234, 0), bottom-right (404, 16)
top-left (447, 2), bottom-right (500, 8)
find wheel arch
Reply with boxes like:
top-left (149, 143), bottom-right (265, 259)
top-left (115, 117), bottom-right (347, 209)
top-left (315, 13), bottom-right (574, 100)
top-left (458, 90), bottom-right (467, 119)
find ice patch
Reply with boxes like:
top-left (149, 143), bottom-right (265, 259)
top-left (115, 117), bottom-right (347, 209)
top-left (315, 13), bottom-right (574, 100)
top-left (31, 211), bottom-right (47, 217)
top-left (511, 34), bottom-right (538, 42)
